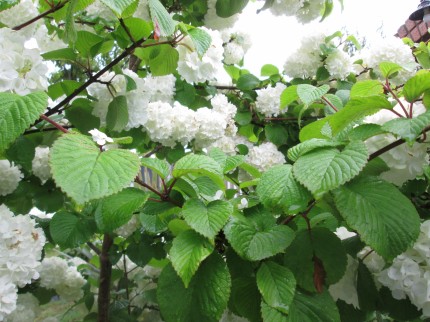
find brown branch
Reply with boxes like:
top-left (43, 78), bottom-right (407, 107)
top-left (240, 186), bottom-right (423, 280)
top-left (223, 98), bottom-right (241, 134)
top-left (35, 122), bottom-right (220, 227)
top-left (98, 233), bottom-right (113, 322)
top-left (87, 241), bottom-right (101, 255)
top-left (12, 0), bottom-right (69, 31)
top-left (321, 95), bottom-right (338, 112)
top-left (24, 125), bottom-right (74, 135)
top-left (134, 176), bottom-right (164, 198)
top-left (368, 138), bottom-right (405, 161)
top-left (39, 115), bottom-right (69, 133)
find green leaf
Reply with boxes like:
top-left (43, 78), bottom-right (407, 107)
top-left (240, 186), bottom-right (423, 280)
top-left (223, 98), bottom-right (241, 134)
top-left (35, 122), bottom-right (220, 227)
top-left (403, 71), bottom-right (430, 102)
top-left (106, 96), bottom-right (129, 132)
top-left (381, 109), bottom-right (430, 143)
top-left (64, 0), bottom-right (78, 44)
top-left (293, 141), bottom-right (368, 198)
top-left (230, 277), bottom-right (262, 322)
top-left (6, 136), bottom-right (35, 172)
top-left (182, 199), bottom-right (232, 239)
top-left (65, 98), bottom-right (100, 133)
top-left (224, 210), bottom-right (295, 261)
top-left (188, 28), bottom-right (212, 57)
top-left (75, 31), bottom-right (103, 57)
top-left (173, 154), bottom-right (224, 189)
top-left (224, 155), bottom-right (245, 173)
top-left (42, 48), bottom-right (77, 61)
top-left (126, 235), bottom-right (165, 266)
top-left (237, 74), bottom-right (260, 91)
top-left (136, 44), bottom-right (179, 76)
top-left (347, 124), bottom-right (384, 141)
top-left (280, 86), bottom-right (298, 109)
top-left (257, 261), bottom-right (296, 314)
top-left (284, 228), bottom-right (347, 292)
top-left (320, 0), bottom-right (334, 21)
top-left (215, 0), bottom-right (248, 18)
top-left (379, 62), bottom-right (403, 79)
top-left (95, 188), bottom-right (149, 232)
top-left (170, 230), bottom-right (214, 287)
top-left (261, 64), bottom-right (279, 77)
top-left (350, 80), bottom-right (383, 98)
top-left (141, 157), bottom-right (171, 179)
top-left (0, 0), bottom-right (19, 11)
top-left (118, 17), bottom-right (152, 41)
top-left (48, 80), bottom-right (85, 100)
top-left (148, 0), bottom-right (176, 37)
top-left (323, 94), bottom-right (343, 112)
top-left (287, 139), bottom-right (344, 162)
top-left (287, 290), bottom-right (341, 322)
top-left (356, 260), bottom-right (379, 311)
top-left (0, 92), bottom-right (48, 152)
top-left (99, 0), bottom-right (135, 15)
top-left (265, 124), bottom-right (288, 146)
top-left (299, 96), bottom-right (391, 141)
top-left (332, 176), bottom-right (421, 260)
top-left (139, 213), bottom-right (168, 234)
top-left (261, 301), bottom-right (288, 322)
top-left (297, 84), bottom-right (330, 106)
top-left (257, 164), bottom-right (312, 214)
top-left (50, 133), bottom-right (140, 204)
top-left (157, 253), bottom-right (231, 322)
top-left (50, 211), bottom-right (96, 248)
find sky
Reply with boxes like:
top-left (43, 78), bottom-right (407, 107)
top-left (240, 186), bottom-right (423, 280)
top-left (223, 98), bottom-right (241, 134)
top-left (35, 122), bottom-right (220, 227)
top-left (236, 0), bottom-right (420, 75)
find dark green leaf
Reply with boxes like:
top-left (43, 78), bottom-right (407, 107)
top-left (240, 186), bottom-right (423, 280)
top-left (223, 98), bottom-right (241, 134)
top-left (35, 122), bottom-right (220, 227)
top-left (106, 96), bottom-right (129, 132)
top-left (215, 0), bottom-right (248, 18)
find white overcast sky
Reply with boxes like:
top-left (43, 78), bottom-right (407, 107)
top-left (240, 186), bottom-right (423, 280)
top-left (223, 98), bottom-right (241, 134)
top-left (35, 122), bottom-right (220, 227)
top-left (237, 0), bottom-right (420, 75)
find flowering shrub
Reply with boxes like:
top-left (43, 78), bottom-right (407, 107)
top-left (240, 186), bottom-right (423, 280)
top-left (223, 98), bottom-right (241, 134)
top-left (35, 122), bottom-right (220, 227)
top-left (1, 0), bottom-right (430, 321)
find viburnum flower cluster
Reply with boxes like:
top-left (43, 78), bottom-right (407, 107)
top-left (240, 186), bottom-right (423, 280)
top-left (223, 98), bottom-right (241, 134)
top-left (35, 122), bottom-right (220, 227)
top-left (0, 205), bottom-right (46, 320)
top-left (0, 160), bottom-right (23, 196)
top-left (204, 0), bottom-right (239, 30)
top-left (3, 293), bottom-right (40, 322)
top-left (38, 256), bottom-right (86, 302)
top-left (221, 29), bottom-right (252, 65)
top-left (246, 142), bottom-right (286, 171)
top-left (255, 83), bottom-right (287, 116)
top-left (31, 146), bottom-right (51, 184)
top-left (364, 101), bottom-right (429, 186)
top-left (269, 0), bottom-right (326, 24)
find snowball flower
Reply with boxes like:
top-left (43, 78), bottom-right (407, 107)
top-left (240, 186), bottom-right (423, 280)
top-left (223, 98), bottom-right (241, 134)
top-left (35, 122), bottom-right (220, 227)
top-left (32, 146), bottom-right (51, 184)
top-left (0, 160), bottom-right (23, 196)
top-left (5, 293), bottom-right (39, 322)
top-left (269, 0), bottom-right (325, 24)
top-left (204, 0), bottom-right (239, 30)
top-left (0, 0), bottom-right (39, 29)
top-left (325, 49), bottom-right (355, 80)
top-left (255, 83), bottom-right (287, 117)
top-left (89, 129), bottom-right (114, 145)
top-left (194, 107), bottom-right (227, 147)
top-left (246, 142), bottom-right (286, 172)
top-left (0, 277), bottom-right (17, 321)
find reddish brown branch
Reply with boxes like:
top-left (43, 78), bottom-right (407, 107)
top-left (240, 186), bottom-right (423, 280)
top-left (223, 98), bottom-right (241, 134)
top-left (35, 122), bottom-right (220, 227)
top-left (39, 115), bottom-right (69, 133)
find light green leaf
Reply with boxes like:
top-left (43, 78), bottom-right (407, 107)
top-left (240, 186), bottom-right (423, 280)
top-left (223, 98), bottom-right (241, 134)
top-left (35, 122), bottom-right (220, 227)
top-left (188, 28), bottom-right (212, 57)
top-left (257, 164), bottom-right (312, 214)
top-left (347, 124), bottom-right (384, 141)
top-left (261, 64), bottom-right (279, 77)
top-left (170, 230), bottom-right (214, 287)
top-left (75, 31), bottom-right (103, 57)
top-left (50, 211), bottom-right (96, 248)
top-left (287, 139), bottom-right (345, 162)
top-left (287, 290), bottom-right (341, 322)
top-left (215, 0), bottom-right (248, 18)
top-left (379, 62), bottom-right (403, 79)
top-left (95, 188), bottom-right (149, 232)
top-left (350, 80), bottom-right (383, 98)
top-left (323, 94), bottom-right (343, 111)
top-left (261, 301), bottom-right (288, 322)
top-left (173, 154), bottom-right (224, 189)
top-left (182, 199), bottom-right (232, 240)
top-left (404, 71), bottom-right (430, 102)
top-left (299, 96), bottom-right (391, 141)
top-left (284, 228), bottom-right (347, 292)
top-left (136, 44), bottom-right (178, 76)
top-left (297, 84), bottom-right (330, 106)
top-left (106, 96), bottom-right (129, 132)
top-left (0, 0), bottom-right (19, 11)
top-left (332, 176), bottom-right (421, 260)
top-left (50, 133), bottom-right (140, 204)
top-left (64, 0), bottom-right (77, 44)
top-left (224, 155), bottom-right (245, 173)
top-left (237, 73), bottom-right (260, 91)
top-left (293, 141), bottom-right (368, 198)
top-left (148, 0), bottom-right (176, 36)
top-left (157, 253), bottom-right (231, 321)
top-left (42, 48), bottom-right (77, 61)
top-left (280, 85), bottom-right (298, 109)
top-left (257, 261), bottom-right (296, 314)
top-left (0, 91), bottom-right (48, 152)
top-left (381, 109), bottom-right (430, 142)
top-left (99, 0), bottom-right (135, 16)
top-left (224, 211), bottom-right (295, 261)
top-left (141, 157), bottom-right (171, 179)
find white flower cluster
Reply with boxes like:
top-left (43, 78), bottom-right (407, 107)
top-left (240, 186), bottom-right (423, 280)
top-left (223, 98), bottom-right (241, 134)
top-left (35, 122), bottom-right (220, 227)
top-left (255, 83), bottom-right (287, 117)
top-left (269, 0), bottom-right (325, 24)
top-left (246, 142), bottom-right (286, 172)
top-left (378, 221), bottom-right (430, 317)
top-left (115, 215), bottom-right (140, 238)
top-left (360, 36), bottom-right (417, 85)
top-left (38, 257), bottom-right (86, 301)
top-left (204, 0), bottom-right (239, 30)
top-left (221, 29), bottom-right (252, 65)
top-left (0, 205), bottom-right (46, 320)
top-left (0, 28), bottom-right (48, 95)
top-left (283, 32), bottom-right (354, 80)
top-left (142, 94), bottom-right (236, 148)
top-left (32, 146), bottom-right (51, 184)
top-left (4, 293), bottom-right (40, 322)
top-left (364, 101), bottom-right (429, 186)
top-left (0, 160), bottom-right (23, 196)
top-left (0, 0), bottom-right (39, 30)
top-left (177, 27), bottom-right (224, 84)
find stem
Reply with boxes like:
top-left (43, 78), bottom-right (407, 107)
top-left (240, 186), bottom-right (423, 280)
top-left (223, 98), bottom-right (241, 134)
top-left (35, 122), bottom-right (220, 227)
top-left (321, 95), bottom-right (338, 112)
top-left (122, 252), bottom-right (131, 315)
top-left (161, 179), bottom-right (168, 194)
top-left (87, 241), bottom-right (101, 255)
top-left (368, 138), bottom-right (405, 161)
top-left (24, 125), bottom-right (74, 135)
top-left (143, 145), bottom-right (162, 158)
top-left (98, 234), bottom-right (113, 322)
top-left (44, 38), bottom-right (175, 118)
top-left (119, 18), bottom-right (135, 43)
top-left (384, 80), bottom-right (409, 117)
top-left (39, 115), bottom-right (69, 133)
top-left (12, 0), bottom-right (69, 31)
top-left (167, 178), bottom-right (177, 195)
top-left (134, 176), bottom-right (164, 198)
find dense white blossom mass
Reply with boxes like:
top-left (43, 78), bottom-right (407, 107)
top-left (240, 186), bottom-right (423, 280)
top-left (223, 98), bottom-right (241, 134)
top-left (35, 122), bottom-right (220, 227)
top-left (32, 146), bottom-right (51, 184)
top-left (255, 83), bottom-right (287, 116)
top-left (0, 160), bottom-right (23, 197)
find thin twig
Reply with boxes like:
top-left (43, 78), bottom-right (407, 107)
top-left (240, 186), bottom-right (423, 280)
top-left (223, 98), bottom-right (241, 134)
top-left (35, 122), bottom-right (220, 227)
top-left (321, 95), bottom-right (338, 112)
top-left (39, 115), bottom-right (69, 133)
